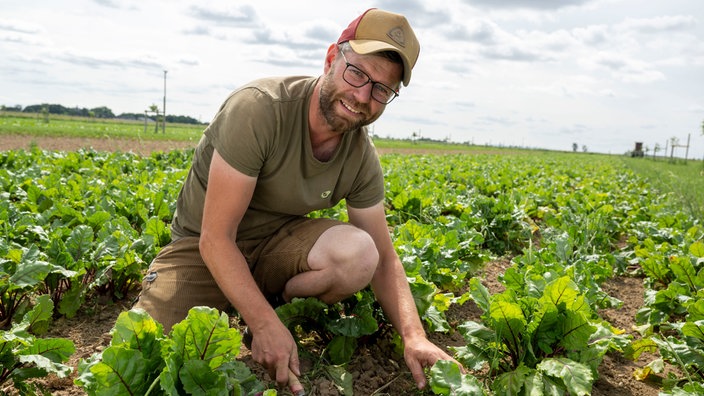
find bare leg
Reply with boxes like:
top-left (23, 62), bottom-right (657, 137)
top-left (282, 224), bottom-right (378, 304)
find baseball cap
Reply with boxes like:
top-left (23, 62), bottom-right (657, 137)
top-left (337, 8), bottom-right (420, 86)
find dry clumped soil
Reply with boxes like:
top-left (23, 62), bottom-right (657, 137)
top-left (1, 135), bottom-right (663, 395)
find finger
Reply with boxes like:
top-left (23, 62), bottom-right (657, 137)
top-left (288, 369), bottom-right (305, 395)
top-left (406, 358), bottom-right (427, 389)
top-left (289, 344), bottom-right (301, 376)
top-left (275, 361), bottom-right (289, 387)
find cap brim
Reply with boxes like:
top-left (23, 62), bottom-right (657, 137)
top-left (349, 39), bottom-right (412, 87)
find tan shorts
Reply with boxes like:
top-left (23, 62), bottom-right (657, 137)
top-left (133, 217), bottom-right (344, 331)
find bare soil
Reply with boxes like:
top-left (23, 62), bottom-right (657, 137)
top-left (1, 135), bottom-right (665, 395)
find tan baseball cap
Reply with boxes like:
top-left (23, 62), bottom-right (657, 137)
top-left (337, 8), bottom-right (420, 87)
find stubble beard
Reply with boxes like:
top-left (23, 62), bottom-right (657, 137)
top-left (318, 71), bottom-right (370, 134)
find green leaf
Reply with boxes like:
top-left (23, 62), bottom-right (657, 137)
top-left (539, 276), bottom-right (580, 310)
top-left (162, 307), bottom-right (241, 394)
top-left (524, 370), bottom-right (563, 396)
top-left (180, 359), bottom-right (228, 396)
top-left (527, 302), bottom-right (560, 355)
top-left (489, 300), bottom-right (526, 353)
top-left (327, 335), bottom-right (357, 365)
top-left (325, 365), bottom-right (354, 396)
top-left (690, 240), bottom-right (704, 258)
top-left (22, 337), bottom-right (75, 365)
top-left (144, 216), bottom-right (171, 247)
top-left (559, 310), bottom-right (596, 351)
top-left (21, 294), bottom-right (53, 335)
top-left (670, 255), bottom-right (699, 291)
top-left (468, 277), bottom-right (491, 313)
top-left (57, 282), bottom-right (85, 319)
top-left (453, 321), bottom-right (494, 370)
top-left (537, 357), bottom-right (593, 396)
top-left (492, 364), bottom-right (532, 396)
top-left (275, 297), bottom-right (327, 329)
top-left (86, 347), bottom-right (152, 395)
top-left (429, 359), bottom-right (485, 396)
top-left (8, 245), bottom-right (52, 289)
top-left (18, 353), bottom-right (72, 379)
top-left (682, 320), bottom-right (704, 342)
top-left (111, 308), bottom-right (164, 364)
top-left (66, 224), bottom-right (94, 261)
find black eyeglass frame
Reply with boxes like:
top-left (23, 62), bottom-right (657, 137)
top-left (339, 50), bottom-right (400, 105)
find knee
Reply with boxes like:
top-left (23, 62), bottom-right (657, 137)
top-left (334, 228), bottom-right (379, 283)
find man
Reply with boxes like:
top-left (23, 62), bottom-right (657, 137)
top-left (134, 8), bottom-right (458, 392)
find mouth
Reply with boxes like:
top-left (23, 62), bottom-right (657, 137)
top-left (340, 99), bottom-right (363, 116)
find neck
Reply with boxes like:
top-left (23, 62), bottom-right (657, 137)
top-left (308, 79), bottom-right (343, 161)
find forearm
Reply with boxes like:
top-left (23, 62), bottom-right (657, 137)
top-left (199, 234), bottom-right (278, 331)
top-left (371, 254), bottom-right (426, 342)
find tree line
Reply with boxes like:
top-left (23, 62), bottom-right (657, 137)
top-left (1, 103), bottom-right (204, 125)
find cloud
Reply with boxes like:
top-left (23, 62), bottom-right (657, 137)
top-left (619, 15), bottom-right (697, 33)
top-left (52, 50), bottom-right (163, 70)
top-left (0, 20), bottom-right (41, 35)
top-left (92, 0), bottom-right (120, 9)
top-left (375, 0), bottom-right (451, 28)
top-left (444, 20), bottom-right (500, 44)
top-left (480, 44), bottom-right (546, 62)
top-left (189, 4), bottom-right (259, 27)
top-left (461, 0), bottom-right (596, 10)
top-left (587, 52), bottom-right (665, 83)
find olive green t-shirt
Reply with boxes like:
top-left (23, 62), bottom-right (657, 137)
top-left (170, 76), bottom-right (385, 241)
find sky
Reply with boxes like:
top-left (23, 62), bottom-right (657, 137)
top-left (1, 0), bottom-right (703, 157)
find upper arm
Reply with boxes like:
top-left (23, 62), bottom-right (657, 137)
top-left (201, 149), bottom-right (258, 241)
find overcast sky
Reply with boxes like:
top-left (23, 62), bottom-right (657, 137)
top-left (1, 0), bottom-right (703, 156)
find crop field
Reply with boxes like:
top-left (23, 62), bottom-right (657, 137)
top-left (1, 114), bottom-right (704, 395)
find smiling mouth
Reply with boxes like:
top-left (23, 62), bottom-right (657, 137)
top-left (341, 100), bottom-right (362, 115)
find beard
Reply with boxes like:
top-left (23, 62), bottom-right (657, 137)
top-left (318, 70), bottom-right (374, 134)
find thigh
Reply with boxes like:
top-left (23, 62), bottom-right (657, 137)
top-left (251, 218), bottom-right (345, 298)
top-left (133, 236), bottom-right (230, 332)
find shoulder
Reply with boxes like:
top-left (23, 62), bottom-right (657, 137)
top-left (347, 127), bottom-right (380, 161)
top-left (237, 76), bottom-right (318, 102)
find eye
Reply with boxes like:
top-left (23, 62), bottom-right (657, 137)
top-left (347, 66), bottom-right (367, 81)
top-left (374, 84), bottom-right (393, 98)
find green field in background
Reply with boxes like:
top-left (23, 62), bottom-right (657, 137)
top-left (2, 110), bottom-right (702, 219)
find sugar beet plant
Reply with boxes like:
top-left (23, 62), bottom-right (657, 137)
top-left (76, 306), bottom-right (274, 395)
top-left (1, 148), bottom-right (185, 327)
top-left (2, 146), bottom-right (703, 394)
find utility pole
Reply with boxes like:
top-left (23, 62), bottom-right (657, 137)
top-left (163, 70), bottom-right (167, 134)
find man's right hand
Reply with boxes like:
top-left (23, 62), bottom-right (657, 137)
top-left (249, 319), bottom-right (303, 393)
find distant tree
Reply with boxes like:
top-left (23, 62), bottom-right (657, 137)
top-left (1, 105), bottom-right (22, 112)
top-left (90, 106), bottom-right (114, 118)
top-left (582, 145), bottom-right (587, 153)
top-left (572, 142), bottom-right (578, 152)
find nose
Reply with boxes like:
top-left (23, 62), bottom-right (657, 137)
top-left (351, 83), bottom-right (374, 104)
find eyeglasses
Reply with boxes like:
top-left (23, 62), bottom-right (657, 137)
top-left (339, 50), bottom-right (399, 105)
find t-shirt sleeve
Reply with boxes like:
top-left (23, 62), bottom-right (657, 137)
top-left (203, 87), bottom-right (276, 177)
top-left (345, 145), bottom-right (385, 209)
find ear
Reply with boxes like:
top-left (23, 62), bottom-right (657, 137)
top-left (323, 43), bottom-right (338, 74)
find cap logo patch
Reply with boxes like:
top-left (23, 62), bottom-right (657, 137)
top-left (387, 26), bottom-right (406, 47)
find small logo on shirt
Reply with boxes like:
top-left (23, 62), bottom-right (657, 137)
top-left (321, 190), bottom-right (331, 199)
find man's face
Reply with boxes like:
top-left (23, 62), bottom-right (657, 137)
top-left (318, 49), bottom-right (402, 134)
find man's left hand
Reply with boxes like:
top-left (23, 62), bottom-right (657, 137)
top-left (404, 337), bottom-right (465, 389)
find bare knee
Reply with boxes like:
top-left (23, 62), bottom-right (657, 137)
top-left (303, 225), bottom-right (379, 301)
